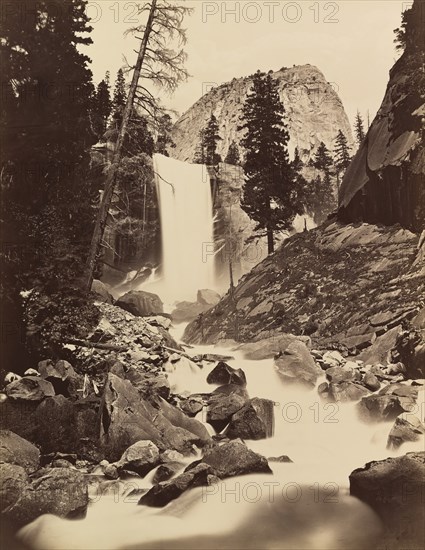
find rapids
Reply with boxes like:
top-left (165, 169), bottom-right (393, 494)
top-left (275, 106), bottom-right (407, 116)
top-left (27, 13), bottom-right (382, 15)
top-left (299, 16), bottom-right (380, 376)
top-left (18, 326), bottom-right (425, 550)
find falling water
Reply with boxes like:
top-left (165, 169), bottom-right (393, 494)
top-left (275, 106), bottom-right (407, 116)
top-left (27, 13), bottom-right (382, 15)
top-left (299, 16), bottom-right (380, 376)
top-left (150, 154), bottom-right (216, 303)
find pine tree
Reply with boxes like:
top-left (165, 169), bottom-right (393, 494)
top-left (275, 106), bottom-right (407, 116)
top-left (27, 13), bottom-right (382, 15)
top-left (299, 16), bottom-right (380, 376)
top-left (203, 114), bottom-right (222, 164)
top-left (239, 71), bottom-right (301, 253)
top-left (224, 141), bottom-right (241, 165)
top-left (354, 110), bottom-right (365, 145)
top-left (334, 130), bottom-right (351, 175)
top-left (93, 74), bottom-right (112, 140)
top-left (313, 142), bottom-right (333, 174)
top-left (112, 68), bottom-right (127, 124)
top-left (155, 114), bottom-right (175, 156)
top-left (193, 129), bottom-right (206, 164)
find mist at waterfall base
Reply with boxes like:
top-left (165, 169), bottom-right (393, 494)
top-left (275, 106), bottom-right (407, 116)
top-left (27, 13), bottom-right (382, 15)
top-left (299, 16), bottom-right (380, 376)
top-left (143, 154), bottom-right (216, 303)
top-left (19, 330), bottom-right (425, 549)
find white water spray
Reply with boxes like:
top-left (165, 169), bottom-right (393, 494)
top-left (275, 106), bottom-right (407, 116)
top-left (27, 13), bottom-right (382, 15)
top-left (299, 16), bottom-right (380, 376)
top-left (151, 154), bottom-right (216, 303)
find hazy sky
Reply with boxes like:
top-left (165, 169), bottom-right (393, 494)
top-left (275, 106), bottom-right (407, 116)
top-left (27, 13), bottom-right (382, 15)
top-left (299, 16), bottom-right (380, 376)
top-left (87, 0), bottom-right (408, 126)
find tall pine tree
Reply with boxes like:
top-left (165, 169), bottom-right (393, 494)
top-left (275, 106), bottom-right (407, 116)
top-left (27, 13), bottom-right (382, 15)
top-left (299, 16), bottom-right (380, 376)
top-left (112, 68), bottom-right (127, 124)
top-left (224, 141), bottom-right (241, 165)
top-left (334, 130), bottom-right (351, 176)
top-left (239, 71), bottom-right (301, 253)
top-left (354, 110), bottom-right (365, 145)
top-left (93, 74), bottom-right (112, 140)
top-left (203, 114), bottom-right (222, 164)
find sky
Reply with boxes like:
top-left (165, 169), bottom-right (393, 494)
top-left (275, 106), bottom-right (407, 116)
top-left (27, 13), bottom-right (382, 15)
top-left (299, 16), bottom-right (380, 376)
top-left (86, 0), bottom-right (409, 127)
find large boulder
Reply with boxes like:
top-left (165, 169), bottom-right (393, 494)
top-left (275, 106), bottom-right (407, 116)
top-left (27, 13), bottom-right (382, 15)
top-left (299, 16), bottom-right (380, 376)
top-left (100, 374), bottom-right (210, 460)
top-left (325, 364), bottom-right (359, 384)
top-left (2, 467), bottom-right (89, 529)
top-left (328, 381), bottom-right (369, 403)
top-left (197, 289), bottom-right (221, 306)
top-left (5, 377), bottom-right (55, 401)
top-left (237, 334), bottom-right (309, 360)
top-left (206, 385), bottom-right (250, 432)
top-left (124, 369), bottom-right (171, 400)
top-left (357, 384), bottom-right (418, 422)
top-left (115, 441), bottom-right (160, 477)
top-left (349, 452), bottom-right (425, 548)
top-left (206, 362), bottom-right (246, 386)
top-left (0, 463), bottom-right (28, 512)
top-left (225, 398), bottom-right (274, 440)
top-left (116, 290), bottom-right (163, 317)
top-left (387, 415), bottom-right (425, 450)
top-left (139, 463), bottom-right (217, 507)
top-left (200, 440), bottom-right (272, 478)
top-left (0, 430), bottom-right (40, 472)
top-left (274, 341), bottom-right (321, 389)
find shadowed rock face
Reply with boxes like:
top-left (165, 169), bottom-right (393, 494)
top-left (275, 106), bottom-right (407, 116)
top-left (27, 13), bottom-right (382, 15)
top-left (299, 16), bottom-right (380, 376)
top-left (338, 0), bottom-right (425, 232)
top-left (171, 64), bottom-right (354, 164)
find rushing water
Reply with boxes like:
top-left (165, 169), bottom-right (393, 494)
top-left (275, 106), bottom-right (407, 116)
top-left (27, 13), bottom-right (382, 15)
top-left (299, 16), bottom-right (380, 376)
top-left (149, 154), bottom-right (216, 303)
top-left (19, 324), bottom-right (425, 550)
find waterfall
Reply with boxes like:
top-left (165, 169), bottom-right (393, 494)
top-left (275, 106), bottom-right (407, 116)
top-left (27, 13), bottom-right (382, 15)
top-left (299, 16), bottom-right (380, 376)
top-left (152, 154), bottom-right (216, 303)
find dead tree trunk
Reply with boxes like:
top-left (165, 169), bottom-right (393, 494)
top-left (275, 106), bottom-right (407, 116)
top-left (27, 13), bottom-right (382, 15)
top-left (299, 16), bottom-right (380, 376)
top-left (82, 0), bottom-right (158, 290)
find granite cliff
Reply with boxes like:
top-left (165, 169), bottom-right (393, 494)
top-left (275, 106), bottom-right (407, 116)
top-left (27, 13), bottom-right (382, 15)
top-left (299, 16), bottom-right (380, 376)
top-left (171, 64), bottom-right (354, 163)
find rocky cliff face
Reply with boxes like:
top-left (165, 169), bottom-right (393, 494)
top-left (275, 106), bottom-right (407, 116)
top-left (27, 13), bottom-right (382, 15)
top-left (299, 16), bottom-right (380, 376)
top-left (171, 65), bottom-right (354, 163)
top-left (338, 0), bottom-right (425, 232)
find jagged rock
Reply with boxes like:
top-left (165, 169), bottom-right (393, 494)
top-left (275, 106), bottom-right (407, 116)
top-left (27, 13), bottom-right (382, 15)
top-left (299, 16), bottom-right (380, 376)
top-left (116, 290), bottom-right (163, 317)
top-left (0, 463), bottom-right (28, 512)
top-left (317, 382), bottom-right (329, 399)
top-left (387, 415), bottom-right (425, 450)
top-left (0, 400), bottom-right (39, 442)
top-left (115, 441), bottom-right (160, 477)
top-left (104, 464), bottom-right (119, 480)
top-left (206, 385), bottom-right (250, 432)
top-left (328, 381), bottom-right (369, 403)
top-left (2, 467), bottom-right (88, 529)
top-left (274, 341), bottom-right (321, 389)
top-left (0, 430), bottom-right (40, 473)
top-left (349, 452), bottom-right (425, 548)
top-left (322, 351), bottom-right (345, 368)
top-left (37, 360), bottom-right (80, 398)
top-left (200, 440), bottom-right (272, 478)
top-left (237, 334), bottom-right (309, 360)
top-left (357, 384), bottom-right (418, 422)
top-left (50, 459), bottom-right (74, 469)
top-left (206, 362), bottom-right (246, 386)
top-left (357, 326), bottom-right (402, 365)
top-left (5, 377), bottom-right (55, 401)
top-left (124, 369), bottom-right (170, 400)
top-left (152, 462), bottom-right (183, 484)
top-left (362, 373), bottom-right (381, 391)
top-left (225, 398), bottom-right (274, 440)
top-left (35, 395), bottom-right (101, 458)
top-left (179, 396), bottom-right (205, 417)
top-left (326, 364), bottom-right (359, 384)
top-left (197, 289), bottom-right (221, 306)
top-left (159, 450), bottom-right (185, 464)
top-left (138, 463), bottom-right (216, 507)
top-left (40, 452), bottom-right (77, 467)
top-left (100, 374), bottom-right (211, 460)
top-left (394, 327), bottom-right (425, 379)
top-left (91, 280), bottom-right (114, 304)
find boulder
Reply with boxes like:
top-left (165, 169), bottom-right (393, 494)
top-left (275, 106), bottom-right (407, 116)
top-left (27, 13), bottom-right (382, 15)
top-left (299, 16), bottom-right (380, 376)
top-left (225, 398), bottom-right (274, 440)
top-left (321, 351), bottom-right (345, 369)
top-left (268, 455), bottom-right (293, 463)
top-left (0, 463), bottom-right (29, 512)
top-left (325, 365), bottom-right (358, 384)
top-left (37, 360), bottom-right (80, 398)
top-left (139, 463), bottom-right (217, 507)
top-left (206, 362), bottom-right (246, 386)
top-left (274, 341), bottom-right (321, 389)
top-left (197, 289), bottom-right (221, 306)
top-left (5, 377), bottom-right (55, 401)
top-left (152, 462), bottom-right (183, 484)
top-left (387, 415), bottom-right (425, 450)
top-left (349, 452), bottom-right (425, 548)
top-left (2, 467), bottom-right (88, 529)
top-left (124, 369), bottom-right (170, 400)
top-left (91, 279), bottom-right (114, 303)
top-left (357, 384), bottom-right (418, 422)
top-left (238, 334), bottom-right (308, 360)
top-left (179, 396), bottom-right (205, 417)
top-left (328, 381), bottom-right (369, 403)
top-left (362, 373), bottom-right (381, 391)
top-left (115, 441), bottom-right (160, 477)
top-left (201, 440), bottom-right (272, 478)
top-left (206, 385), bottom-right (249, 432)
top-left (171, 301), bottom-right (211, 323)
top-left (0, 430), bottom-right (40, 472)
top-left (116, 290), bottom-right (163, 317)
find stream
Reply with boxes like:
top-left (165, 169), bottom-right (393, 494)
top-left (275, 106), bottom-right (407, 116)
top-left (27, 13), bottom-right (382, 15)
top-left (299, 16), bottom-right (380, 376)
top-left (19, 322), bottom-right (425, 550)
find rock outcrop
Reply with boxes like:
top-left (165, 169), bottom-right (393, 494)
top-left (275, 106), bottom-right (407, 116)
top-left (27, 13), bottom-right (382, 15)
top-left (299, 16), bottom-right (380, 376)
top-left (338, 0), bottom-right (425, 232)
top-left (171, 65), bottom-right (353, 164)
top-left (184, 222), bottom-right (424, 372)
